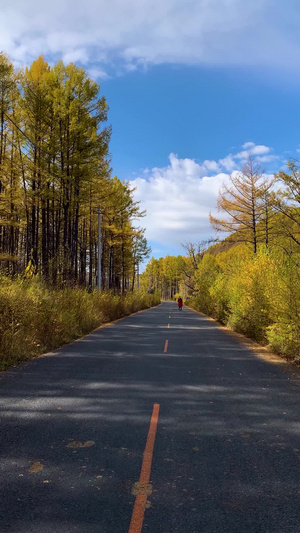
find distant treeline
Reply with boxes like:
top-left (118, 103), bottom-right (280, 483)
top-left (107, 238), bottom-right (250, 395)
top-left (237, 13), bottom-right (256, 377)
top-left (0, 53), bottom-right (150, 289)
top-left (142, 158), bottom-right (300, 361)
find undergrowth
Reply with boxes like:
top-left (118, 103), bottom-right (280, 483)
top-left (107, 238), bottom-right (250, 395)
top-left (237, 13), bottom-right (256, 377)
top-left (0, 277), bottom-right (160, 371)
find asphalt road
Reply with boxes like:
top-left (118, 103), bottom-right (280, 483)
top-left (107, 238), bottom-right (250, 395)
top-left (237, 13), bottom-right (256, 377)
top-left (1, 301), bottom-right (300, 532)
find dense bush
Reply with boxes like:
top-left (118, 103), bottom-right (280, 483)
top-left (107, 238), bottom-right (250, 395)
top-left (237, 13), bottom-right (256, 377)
top-left (186, 247), bottom-right (300, 362)
top-left (192, 254), bottom-right (221, 316)
top-left (0, 277), bottom-right (160, 370)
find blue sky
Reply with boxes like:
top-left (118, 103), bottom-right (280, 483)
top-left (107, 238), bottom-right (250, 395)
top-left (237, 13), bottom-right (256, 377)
top-left (103, 65), bottom-right (300, 179)
top-left (1, 0), bottom-right (300, 259)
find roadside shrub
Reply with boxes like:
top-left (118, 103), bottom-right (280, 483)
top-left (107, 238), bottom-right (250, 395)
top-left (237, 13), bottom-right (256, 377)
top-left (209, 273), bottom-right (230, 323)
top-left (265, 256), bottom-right (300, 360)
top-left (266, 322), bottom-right (300, 360)
top-left (225, 252), bottom-right (276, 342)
top-left (0, 278), bottom-right (160, 370)
top-left (191, 254), bottom-right (221, 316)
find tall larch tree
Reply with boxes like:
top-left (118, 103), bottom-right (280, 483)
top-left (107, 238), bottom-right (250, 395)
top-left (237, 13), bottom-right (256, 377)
top-left (209, 157), bottom-right (274, 253)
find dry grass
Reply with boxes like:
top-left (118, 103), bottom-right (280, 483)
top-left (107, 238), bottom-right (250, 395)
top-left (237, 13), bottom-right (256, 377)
top-left (0, 277), bottom-right (160, 371)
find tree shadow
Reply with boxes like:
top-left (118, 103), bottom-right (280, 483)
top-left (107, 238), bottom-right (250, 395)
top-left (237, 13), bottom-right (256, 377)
top-left (1, 302), bottom-right (300, 532)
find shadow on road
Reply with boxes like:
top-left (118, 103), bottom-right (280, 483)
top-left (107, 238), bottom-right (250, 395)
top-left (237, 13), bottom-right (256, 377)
top-left (1, 303), bottom-right (300, 532)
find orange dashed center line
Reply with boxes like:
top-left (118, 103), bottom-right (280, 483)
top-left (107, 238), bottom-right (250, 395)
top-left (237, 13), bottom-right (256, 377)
top-left (164, 340), bottom-right (169, 353)
top-left (128, 404), bottom-right (160, 533)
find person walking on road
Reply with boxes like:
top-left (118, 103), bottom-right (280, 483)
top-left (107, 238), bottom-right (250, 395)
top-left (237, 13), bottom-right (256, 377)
top-left (178, 296), bottom-right (183, 310)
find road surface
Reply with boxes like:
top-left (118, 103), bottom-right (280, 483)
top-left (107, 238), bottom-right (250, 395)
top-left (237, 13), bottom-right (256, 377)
top-left (1, 301), bottom-right (300, 532)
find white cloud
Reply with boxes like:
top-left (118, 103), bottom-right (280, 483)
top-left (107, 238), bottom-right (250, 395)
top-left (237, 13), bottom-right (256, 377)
top-left (202, 160), bottom-right (220, 173)
top-left (235, 144), bottom-right (271, 160)
top-left (242, 142), bottom-right (255, 149)
top-left (255, 154), bottom-right (279, 163)
top-left (62, 49), bottom-right (89, 65)
top-left (130, 143), bottom-right (279, 249)
top-left (87, 67), bottom-right (110, 81)
top-left (218, 155), bottom-right (236, 172)
top-left (1, 0), bottom-right (300, 76)
top-left (131, 157), bottom-right (228, 246)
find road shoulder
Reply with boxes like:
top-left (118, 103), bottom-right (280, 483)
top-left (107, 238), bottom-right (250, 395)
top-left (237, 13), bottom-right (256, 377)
top-left (186, 304), bottom-right (300, 382)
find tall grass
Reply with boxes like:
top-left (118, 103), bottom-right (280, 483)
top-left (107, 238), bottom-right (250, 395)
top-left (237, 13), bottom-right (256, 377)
top-left (0, 277), bottom-right (160, 371)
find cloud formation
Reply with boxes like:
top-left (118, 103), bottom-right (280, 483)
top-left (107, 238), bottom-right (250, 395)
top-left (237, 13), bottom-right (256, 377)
top-left (1, 0), bottom-right (300, 76)
top-left (130, 144), bottom-right (279, 251)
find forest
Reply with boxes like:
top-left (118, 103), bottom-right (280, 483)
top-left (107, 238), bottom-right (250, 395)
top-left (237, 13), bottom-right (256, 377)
top-left (0, 52), bottom-right (150, 290)
top-left (141, 157), bottom-right (300, 362)
top-left (2, 48), bottom-right (300, 367)
top-left (0, 52), bottom-right (158, 369)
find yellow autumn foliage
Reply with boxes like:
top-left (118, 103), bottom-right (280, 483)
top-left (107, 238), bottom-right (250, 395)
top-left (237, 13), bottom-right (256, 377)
top-left (186, 245), bottom-right (300, 360)
top-left (0, 277), bottom-right (160, 370)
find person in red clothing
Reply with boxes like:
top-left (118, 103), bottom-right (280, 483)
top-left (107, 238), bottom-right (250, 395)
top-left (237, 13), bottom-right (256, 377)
top-left (177, 296), bottom-right (183, 310)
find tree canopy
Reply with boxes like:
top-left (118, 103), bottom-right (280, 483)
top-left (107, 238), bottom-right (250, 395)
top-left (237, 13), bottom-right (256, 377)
top-left (0, 53), bottom-right (150, 290)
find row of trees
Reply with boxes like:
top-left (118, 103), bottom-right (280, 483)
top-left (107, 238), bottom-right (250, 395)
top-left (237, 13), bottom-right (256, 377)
top-left (141, 255), bottom-right (186, 299)
top-left (0, 53), bottom-right (150, 289)
top-left (141, 157), bottom-right (300, 359)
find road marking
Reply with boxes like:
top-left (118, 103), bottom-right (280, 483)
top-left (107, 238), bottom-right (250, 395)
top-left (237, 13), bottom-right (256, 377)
top-left (164, 340), bottom-right (169, 353)
top-left (129, 404), bottom-right (160, 533)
